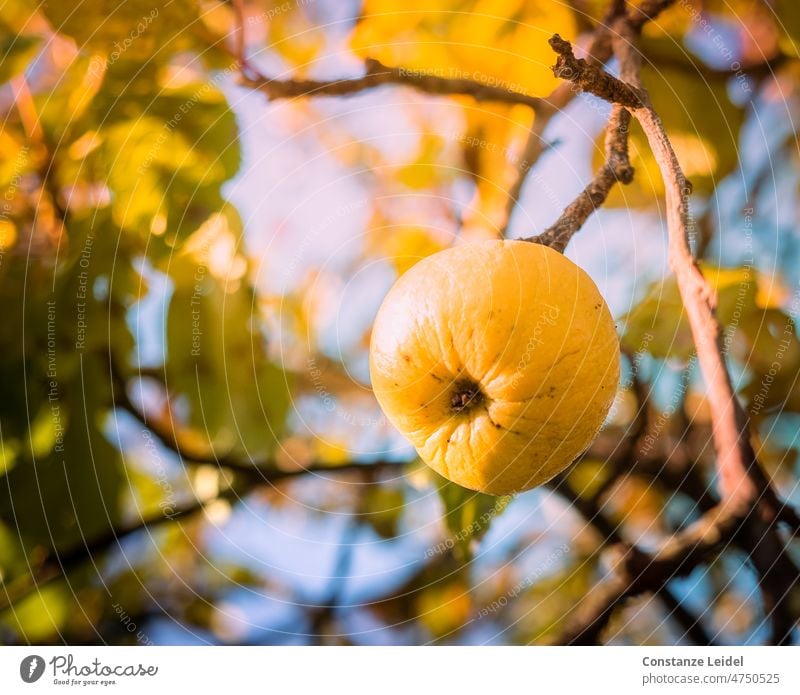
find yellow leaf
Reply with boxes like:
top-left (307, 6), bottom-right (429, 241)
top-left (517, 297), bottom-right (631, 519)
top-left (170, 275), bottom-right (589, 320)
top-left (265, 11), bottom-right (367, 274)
top-left (265, 3), bottom-right (326, 71)
top-left (313, 437), bottom-right (351, 465)
top-left (598, 55), bottom-right (744, 208)
top-left (416, 581), bottom-right (472, 636)
top-left (756, 274), bottom-right (790, 309)
top-left (396, 134), bottom-right (448, 189)
top-left (459, 103), bottom-right (534, 235)
top-left (352, 3), bottom-right (573, 234)
top-left (384, 226), bottom-right (447, 274)
top-left (3, 584), bottom-right (69, 642)
top-left (352, 0), bottom-right (576, 99)
top-left (0, 220), bottom-right (17, 251)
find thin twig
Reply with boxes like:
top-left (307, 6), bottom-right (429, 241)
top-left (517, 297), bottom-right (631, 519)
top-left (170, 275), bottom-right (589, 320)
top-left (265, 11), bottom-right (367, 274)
top-left (231, 1), bottom-right (677, 242)
top-left (628, 0), bottom-right (681, 30)
top-left (499, 100), bottom-right (560, 237)
top-left (0, 459), bottom-right (399, 616)
top-left (308, 514), bottom-right (361, 643)
top-left (537, 25), bottom-right (798, 525)
top-left (528, 104), bottom-right (633, 251)
top-left (549, 33), bottom-right (644, 107)
top-left (0, 484), bottom-right (246, 615)
top-left (519, 0), bottom-right (661, 247)
top-left (499, 0), bottom-right (668, 237)
top-left (619, 56), bottom-right (790, 523)
top-left (230, 0), bottom-right (260, 81)
top-left (108, 358), bottom-right (401, 480)
top-left (546, 474), bottom-right (625, 546)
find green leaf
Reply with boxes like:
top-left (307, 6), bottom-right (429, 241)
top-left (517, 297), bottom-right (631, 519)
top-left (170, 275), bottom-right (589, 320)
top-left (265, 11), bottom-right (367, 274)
top-left (621, 275), bottom-right (692, 360)
top-left (90, 77), bottom-right (240, 240)
top-left (524, 552), bottom-right (598, 643)
top-left (431, 468), bottom-right (512, 561)
top-left (361, 485), bottom-right (405, 538)
top-left (0, 399), bottom-right (123, 552)
top-left (598, 38), bottom-right (745, 208)
top-left (624, 265), bottom-right (800, 417)
top-left (42, 0), bottom-right (191, 60)
top-left (566, 459), bottom-right (615, 500)
top-left (623, 264), bottom-right (757, 360)
top-left (164, 217), bottom-right (290, 456)
top-left (0, 234), bottom-right (132, 552)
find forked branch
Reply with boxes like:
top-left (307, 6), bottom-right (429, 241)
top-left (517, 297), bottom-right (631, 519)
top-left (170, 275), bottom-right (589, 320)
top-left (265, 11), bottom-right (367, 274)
top-left (542, 5), bottom-right (800, 645)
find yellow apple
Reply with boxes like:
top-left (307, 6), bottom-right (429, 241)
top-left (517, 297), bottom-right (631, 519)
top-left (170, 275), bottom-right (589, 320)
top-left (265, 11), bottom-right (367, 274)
top-left (369, 239), bottom-right (619, 495)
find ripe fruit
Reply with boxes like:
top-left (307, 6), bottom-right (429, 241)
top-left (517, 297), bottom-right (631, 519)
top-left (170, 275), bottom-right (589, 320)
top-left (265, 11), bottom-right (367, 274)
top-left (369, 240), bottom-right (619, 495)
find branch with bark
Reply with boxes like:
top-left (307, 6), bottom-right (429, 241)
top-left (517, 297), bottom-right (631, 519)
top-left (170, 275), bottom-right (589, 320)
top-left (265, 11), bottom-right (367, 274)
top-left (0, 483), bottom-right (245, 615)
top-left (0, 361), bottom-right (405, 616)
top-left (548, 469), bottom-right (723, 645)
top-left (536, 3), bottom-right (800, 645)
top-left (110, 362), bottom-right (401, 483)
top-left (528, 103), bottom-right (633, 252)
top-left (0, 435), bottom-right (400, 616)
top-left (558, 502), bottom-right (745, 644)
top-left (538, 23), bottom-right (795, 521)
top-left (240, 58), bottom-right (543, 110)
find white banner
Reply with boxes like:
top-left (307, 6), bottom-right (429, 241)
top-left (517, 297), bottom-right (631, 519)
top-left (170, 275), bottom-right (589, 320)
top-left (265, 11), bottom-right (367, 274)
top-left (0, 646), bottom-right (798, 694)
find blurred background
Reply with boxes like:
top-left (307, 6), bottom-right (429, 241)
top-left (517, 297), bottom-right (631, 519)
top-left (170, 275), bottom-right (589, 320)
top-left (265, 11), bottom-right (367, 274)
top-left (0, 0), bottom-right (799, 645)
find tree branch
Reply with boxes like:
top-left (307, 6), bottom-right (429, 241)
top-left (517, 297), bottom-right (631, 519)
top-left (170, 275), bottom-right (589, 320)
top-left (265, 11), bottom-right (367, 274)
top-left (499, 100), bottom-right (560, 238)
top-left (499, 33), bottom-right (613, 238)
top-left (0, 359), bottom-right (407, 616)
top-left (0, 456), bottom-right (400, 616)
top-left (522, 0), bottom-right (667, 248)
top-left (628, 0), bottom-right (681, 30)
top-left (549, 33), bottom-right (644, 108)
top-left (241, 58), bottom-right (544, 110)
top-left (541, 10), bottom-right (800, 644)
top-left (548, 466), bottom-right (719, 645)
top-left (547, 474), bottom-right (625, 546)
top-left (536, 21), bottom-right (798, 524)
top-left (108, 360), bottom-right (401, 481)
top-left (500, 0), bottom-right (676, 236)
top-left (612, 23), bottom-right (793, 527)
top-left (232, 2), bottom-right (677, 243)
top-left (528, 104), bottom-right (633, 251)
top-left (556, 502), bottom-right (744, 644)
top-left (656, 585), bottom-right (719, 646)
top-left (0, 483), bottom-right (246, 616)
